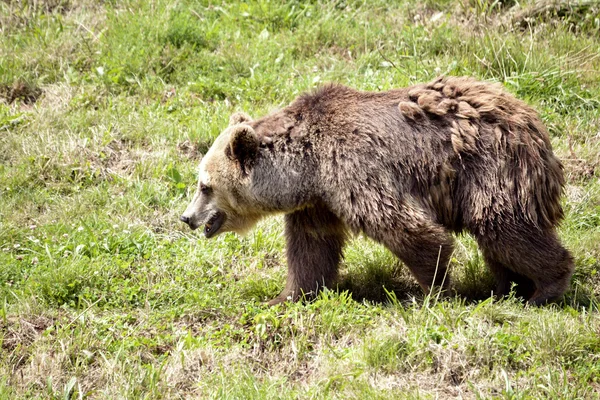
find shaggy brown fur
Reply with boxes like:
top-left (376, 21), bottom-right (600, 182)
top-left (181, 76), bottom-right (574, 306)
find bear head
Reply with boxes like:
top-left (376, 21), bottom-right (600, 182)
top-left (180, 112), bottom-right (267, 238)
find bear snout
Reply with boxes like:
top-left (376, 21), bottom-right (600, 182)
top-left (180, 214), bottom-right (200, 230)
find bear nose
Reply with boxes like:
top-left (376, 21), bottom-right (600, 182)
top-left (180, 215), bottom-right (191, 225)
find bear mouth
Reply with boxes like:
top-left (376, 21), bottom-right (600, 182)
top-left (204, 212), bottom-right (225, 238)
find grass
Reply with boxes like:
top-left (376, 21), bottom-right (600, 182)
top-left (1, 0), bottom-right (600, 398)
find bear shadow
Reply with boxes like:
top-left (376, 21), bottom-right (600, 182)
top-left (335, 261), bottom-right (597, 308)
top-left (336, 268), bottom-right (497, 306)
top-left (336, 269), bottom-right (598, 308)
top-left (335, 262), bottom-right (425, 305)
top-left (561, 283), bottom-right (599, 310)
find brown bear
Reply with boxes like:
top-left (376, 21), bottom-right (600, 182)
top-left (180, 76), bottom-right (574, 306)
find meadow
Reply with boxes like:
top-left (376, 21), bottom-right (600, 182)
top-left (1, 0), bottom-right (599, 398)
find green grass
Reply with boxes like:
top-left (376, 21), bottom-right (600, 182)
top-left (1, 0), bottom-right (600, 398)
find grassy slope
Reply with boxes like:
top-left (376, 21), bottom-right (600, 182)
top-left (1, 0), bottom-right (599, 398)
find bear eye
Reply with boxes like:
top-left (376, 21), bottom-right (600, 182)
top-left (200, 183), bottom-right (211, 194)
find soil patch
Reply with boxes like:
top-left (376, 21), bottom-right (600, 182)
top-left (0, 81), bottom-right (43, 105)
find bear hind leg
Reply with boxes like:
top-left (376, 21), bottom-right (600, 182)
top-left (367, 218), bottom-right (454, 295)
top-left (268, 206), bottom-right (347, 306)
top-left (482, 253), bottom-right (536, 300)
top-left (527, 253), bottom-right (573, 306)
top-left (477, 228), bottom-right (574, 306)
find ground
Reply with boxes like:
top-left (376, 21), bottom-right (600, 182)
top-left (1, 0), bottom-right (599, 398)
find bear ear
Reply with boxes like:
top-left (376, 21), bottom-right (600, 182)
top-left (229, 112), bottom-right (253, 126)
top-left (226, 125), bottom-right (259, 176)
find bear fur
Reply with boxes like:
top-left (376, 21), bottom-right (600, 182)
top-left (181, 76), bottom-right (574, 306)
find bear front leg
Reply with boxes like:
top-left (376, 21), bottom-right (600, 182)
top-left (268, 206), bottom-right (347, 306)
